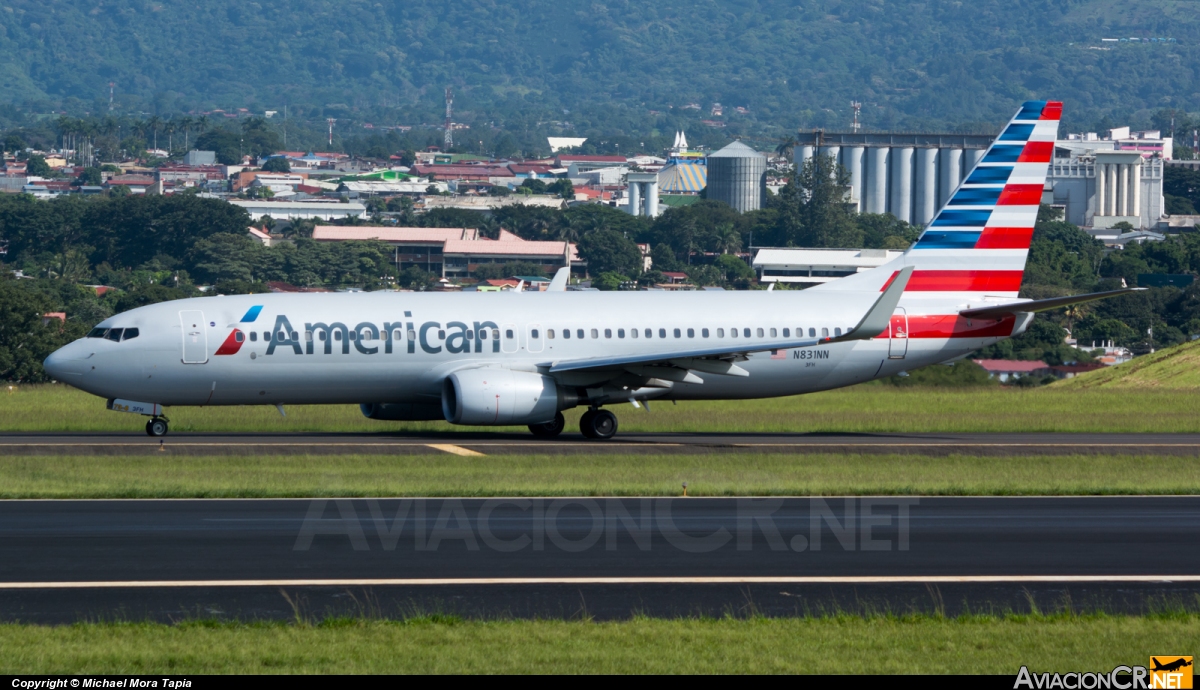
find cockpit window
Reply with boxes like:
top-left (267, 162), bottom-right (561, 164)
top-left (105, 328), bottom-right (124, 342)
top-left (122, 328), bottom-right (139, 341)
top-left (87, 328), bottom-right (108, 338)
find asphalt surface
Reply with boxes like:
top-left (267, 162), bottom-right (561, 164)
top-left (0, 497), bottom-right (1197, 622)
top-left (4, 431), bottom-right (1200, 455)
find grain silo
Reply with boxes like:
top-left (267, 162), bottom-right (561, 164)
top-left (706, 141), bottom-right (767, 213)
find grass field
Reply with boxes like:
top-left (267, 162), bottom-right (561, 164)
top-left (2, 452), bottom-right (1198, 498)
top-left (1057, 338), bottom-right (1200, 389)
top-left (5, 383), bottom-right (1200, 434)
top-left (2, 614), bottom-right (1195, 674)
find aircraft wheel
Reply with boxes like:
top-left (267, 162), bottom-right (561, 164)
top-left (146, 418), bottom-right (169, 437)
top-left (580, 409), bottom-right (617, 440)
top-left (529, 412), bottom-right (566, 438)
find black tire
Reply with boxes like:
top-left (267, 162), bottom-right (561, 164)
top-left (529, 412), bottom-right (566, 438)
top-left (146, 418), bottom-right (169, 437)
top-left (580, 409), bottom-right (617, 440)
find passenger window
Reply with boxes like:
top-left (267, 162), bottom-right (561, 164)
top-left (548, 329), bottom-right (555, 339)
top-left (604, 328), bottom-right (611, 338)
top-left (658, 328), bottom-right (666, 338)
top-left (730, 328), bottom-right (738, 338)
top-left (318, 332), bottom-right (326, 341)
top-left (250, 332), bottom-right (258, 342)
top-left (123, 328), bottom-right (139, 341)
top-left (630, 328), bottom-right (638, 339)
top-left (333, 331), bottom-right (341, 341)
top-left (563, 329), bottom-right (571, 339)
top-left (437, 330), bottom-right (446, 340)
top-left (673, 328), bottom-right (681, 338)
top-left (770, 328), bottom-right (777, 337)
top-left (744, 328), bottom-right (751, 338)
top-left (702, 328), bottom-right (709, 338)
top-left (822, 328), bottom-right (829, 337)
top-left (531, 329), bottom-right (539, 339)
top-left (717, 328), bottom-right (724, 337)
top-left (591, 329), bottom-right (599, 339)
top-left (783, 328), bottom-right (790, 337)
top-left (412, 329), bottom-right (420, 340)
top-left (809, 328), bottom-right (816, 337)
top-left (618, 329), bottom-right (625, 338)
top-left (104, 328), bottom-right (123, 342)
top-left (687, 328), bottom-right (694, 338)
top-left (351, 331), bottom-right (359, 341)
top-left (644, 329), bottom-right (652, 338)
top-left (234, 331), bottom-right (244, 343)
top-left (506, 329), bottom-right (514, 339)
top-left (835, 327), bottom-right (842, 336)
top-left (87, 328), bottom-right (107, 338)
top-left (577, 329), bottom-right (584, 339)
top-left (305, 331), bottom-right (313, 342)
top-left (291, 331), bottom-right (298, 341)
top-left (393, 330), bottom-right (402, 341)
top-left (263, 331), bottom-right (271, 342)
top-left (465, 330), bottom-right (473, 340)
top-left (756, 328), bottom-right (764, 338)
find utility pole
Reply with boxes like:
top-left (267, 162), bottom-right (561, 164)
top-left (108, 82), bottom-right (115, 111)
top-left (327, 118), bottom-right (335, 148)
top-left (850, 100), bottom-right (861, 132)
top-left (444, 87), bottom-right (454, 150)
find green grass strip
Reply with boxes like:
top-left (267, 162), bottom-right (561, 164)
top-left (1, 614), bottom-right (1197, 674)
top-left (5, 384), bottom-right (1200, 434)
top-left (2, 453), bottom-right (1198, 498)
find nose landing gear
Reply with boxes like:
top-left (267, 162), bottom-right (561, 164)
top-left (579, 408), bottom-right (617, 440)
top-left (145, 417), bottom-right (170, 437)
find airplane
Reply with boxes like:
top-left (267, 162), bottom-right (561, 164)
top-left (43, 100), bottom-right (1140, 439)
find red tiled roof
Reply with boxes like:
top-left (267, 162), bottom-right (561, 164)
top-left (972, 359), bottom-right (1051, 373)
top-left (311, 226), bottom-right (478, 243)
top-left (556, 155), bottom-right (626, 163)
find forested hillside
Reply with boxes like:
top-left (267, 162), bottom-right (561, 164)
top-left (1, 0), bottom-right (1197, 134)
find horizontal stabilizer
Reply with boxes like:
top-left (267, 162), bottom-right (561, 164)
top-left (958, 288), bottom-right (1146, 320)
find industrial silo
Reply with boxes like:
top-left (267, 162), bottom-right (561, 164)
top-left (706, 141), bottom-right (766, 213)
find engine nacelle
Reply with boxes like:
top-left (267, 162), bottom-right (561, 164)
top-left (442, 368), bottom-right (577, 426)
top-left (360, 402), bottom-right (445, 421)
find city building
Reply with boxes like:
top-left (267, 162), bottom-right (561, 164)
top-left (752, 248), bottom-right (905, 286)
top-left (706, 141), bottom-right (767, 212)
top-left (228, 199), bottom-right (366, 221)
top-left (310, 226), bottom-right (580, 279)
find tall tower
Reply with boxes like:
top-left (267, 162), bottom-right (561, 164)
top-left (850, 101), bottom-right (861, 132)
top-left (444, 87), bottom-right (454, 150)
top-left (108, 82), bottom-right (115, 111)
top-left (327, 118), bottom-right (335, 147)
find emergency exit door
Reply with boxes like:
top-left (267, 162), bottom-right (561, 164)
top-left (888, 308), bottom-right (908, 359)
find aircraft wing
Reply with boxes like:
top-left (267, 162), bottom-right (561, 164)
top-left (958, 288), bottom-right (1145, 320)
top-left (544, 266), bottom-right (913, 377)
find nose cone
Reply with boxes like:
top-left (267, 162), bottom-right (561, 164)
top-left (43, 343), bottom-right (83, 381)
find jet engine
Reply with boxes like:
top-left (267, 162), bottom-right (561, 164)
top-left (442, 368), bottom-right (578, 425)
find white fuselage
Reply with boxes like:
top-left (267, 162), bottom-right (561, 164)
top-left (44, 288), bottom-right (1013, 411)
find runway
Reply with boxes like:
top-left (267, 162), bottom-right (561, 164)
top-left (4, 431), bottom-right (1200, 455)
top-left (0, 497), bottom-right (1197, 622)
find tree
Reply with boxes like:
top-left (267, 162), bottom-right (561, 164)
top-left (791, 154), bottom-right (862, 248)
top-left (25, 155), bottom-right (51, 177)
top-left (547, 178), bottom-right (575, 199)
top-left (713, 253), bottom-right (756, 287)
top-left (577, 229), bottom-right (642, 276)
top-left (520, 178), bottom-right (548, 194)
top-left (3, 134), bottom-right (26, 154)
top-left (261, 157), bottom-right (291, 173)
top-left (76, 167), bottom-right (102, 186)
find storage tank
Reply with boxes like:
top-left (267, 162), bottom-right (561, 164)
top-left (706, 141), bottom-right (767, 213)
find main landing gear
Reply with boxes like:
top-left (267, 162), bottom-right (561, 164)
top-left (579, 408), bottom-right (617, 440)
top-left (528, 412), bottom-right (566, 438)
top-left (526, 408), bottom-right (619, 440)
top-left (145, 417), bottom-right (169, 437)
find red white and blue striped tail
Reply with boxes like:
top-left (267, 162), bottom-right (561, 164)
top-left (815, 100), bottom-right (1061, 299)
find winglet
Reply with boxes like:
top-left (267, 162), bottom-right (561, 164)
top-left (828, 265), bottom-right (913, 343)
top-left (547, 266), bottom-right (570, 292)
